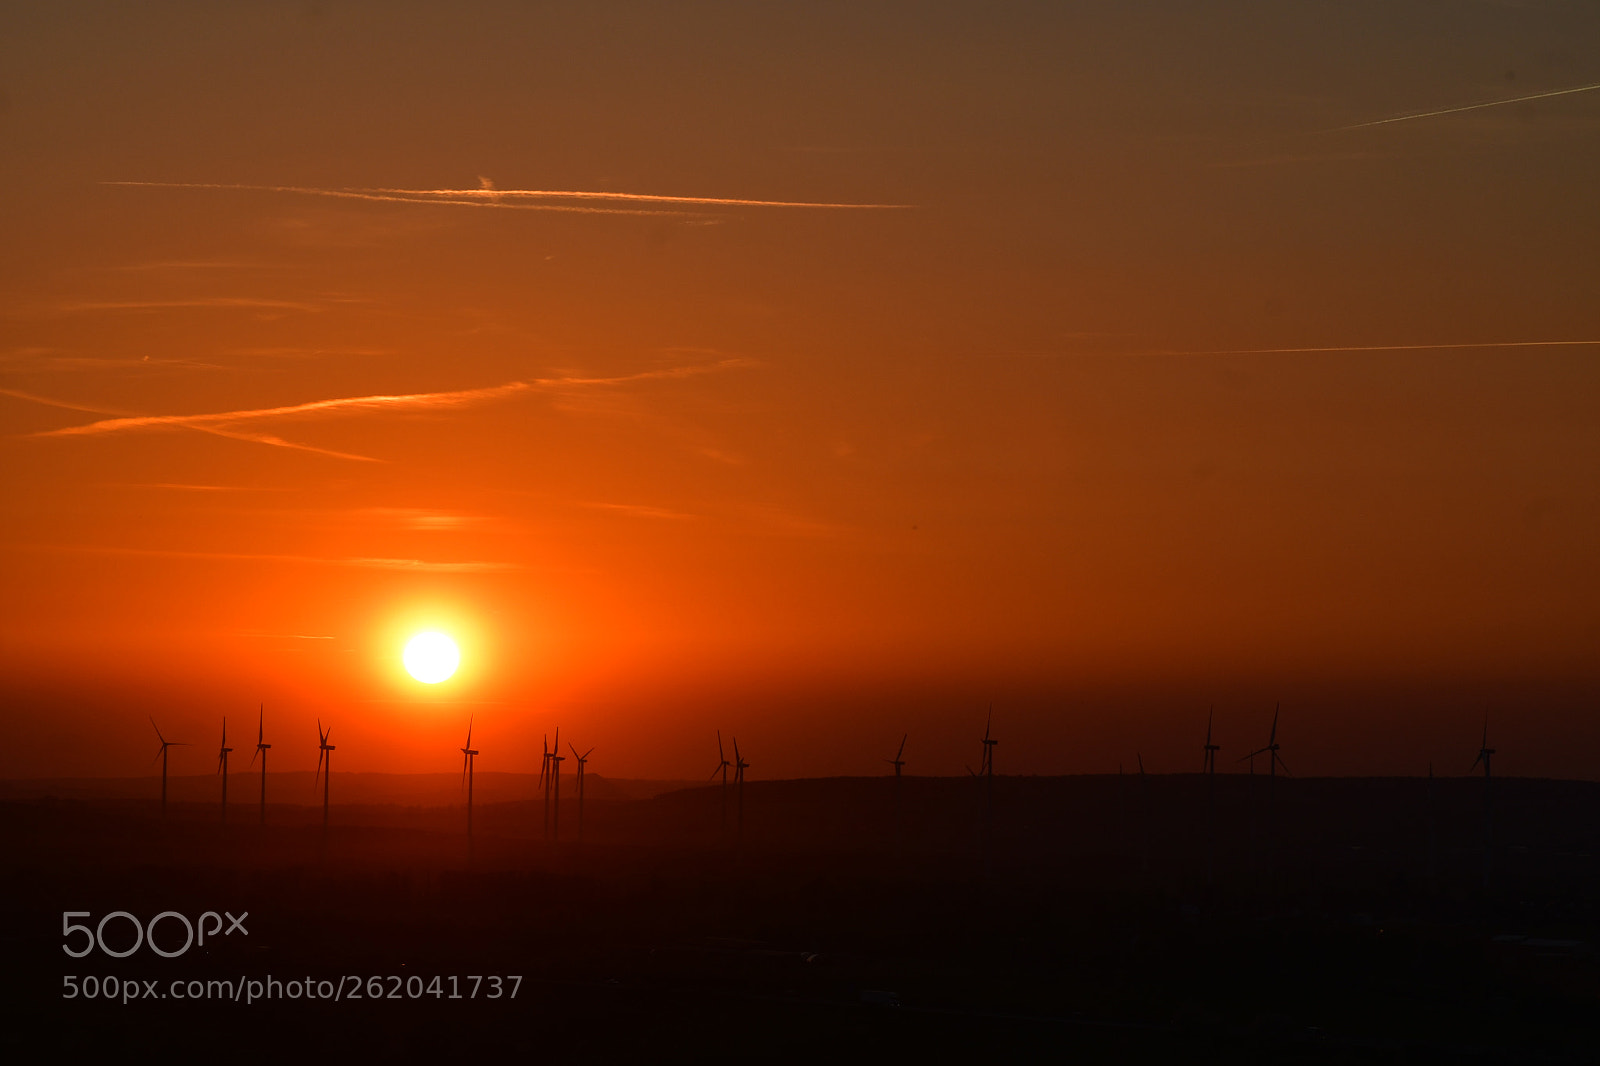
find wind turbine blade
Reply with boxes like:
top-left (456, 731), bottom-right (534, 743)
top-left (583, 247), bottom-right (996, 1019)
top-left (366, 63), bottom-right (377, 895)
top-left (897, 734), bottom-right (907, 760)
top-left (1137, 753), bottom-right (1145, 776)
top-left (582, 747), bottom-right (594, 760)
top-left (221, 717), bottom-right (226, 747)
top-left (462, 752), bottom-right (468, 786)
top-left (569, 741), bottom-right (579, 760)
top-left (717, 730), bottom-right (725, 762)
top-left (465, 715), bottom-right (473, 750)
top-left (1206, 706), bottom-right (1213, 746)
top-left (257, 704), bottom-right (263, 746)
top-left (1270, 702), bottom-right (1279, 744)
top-left (248, 746), bottom-right (258, 768)
top-left (1275, 752), bottom-right (1291, 776)
top-left (150, 717), bottom-right (166, 745)
top-left (732, 737), bottom-right (741, 762)
top-left (965, 764), bottom-right (977, 777)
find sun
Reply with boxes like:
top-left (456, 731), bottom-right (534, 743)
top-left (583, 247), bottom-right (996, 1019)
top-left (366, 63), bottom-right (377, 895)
top-left (403, 631), bottom-right (460, 684)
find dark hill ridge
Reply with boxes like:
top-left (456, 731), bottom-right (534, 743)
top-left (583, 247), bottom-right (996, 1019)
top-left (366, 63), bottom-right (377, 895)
top-left (0, 771), bottom-right (694, 806)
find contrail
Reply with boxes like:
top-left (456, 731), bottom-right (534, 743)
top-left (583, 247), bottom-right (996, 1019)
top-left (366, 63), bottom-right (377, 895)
top-left (103, 182), bottom-right (686, 216)
top-left (1178, 340), bottom-right (1600, 355)
top-left (359, 186), bottom-right (914, 209)
top-left (31, 381), bottom-right (533, 437)
top-left (103, 181), bottom-right (911, 211)
top-left (12, 360), bottom-right (750, 457)
top-left (1341, 81), bottom-right (1600, 129)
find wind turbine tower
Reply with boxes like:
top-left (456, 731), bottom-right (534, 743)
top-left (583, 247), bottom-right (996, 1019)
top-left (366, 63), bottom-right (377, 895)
top-left (314, 719), bottom-right (335, 829)
top-left (249, 705), bottom-right (270, 825)
top-left (539, 734), bottom-right (552, 840)
top-left (711, 731), bottom-right (732, 835)
top-left (733, 737), bottom-right (749, 843)
top-left (150, 718), bottom-right (187, 817)
top-left (1469, 717), bottom-right (1496, 890)
top-left (887, 734), bottom-right (907, 851)
top-left (550, 727), bottom-right (565, 843)
top-left (570, 742), bottom-right (592, 842)
top-left (1243, 703), bottom-right (1289, 852)
top-left (217, 718), bottom-right (233, 824)
top-left (460, 716), bottom-right (478, 840)
top-left (1203, 707), bottom-right (1220, 886)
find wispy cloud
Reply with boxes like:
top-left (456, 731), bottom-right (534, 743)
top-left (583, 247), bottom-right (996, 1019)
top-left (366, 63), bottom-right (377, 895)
top-left (104, 181), bottom-right (912, 213)
top-left (1340, 81), bottom-right (1600, 130)
top-left (18, 543), bottom-right (521, 572)
top-left (579, 501), bottom-right (697, 521)
top-left (9, 359), bottom-right (751, 460)
top-left (53, 297), bottom-right (322, 313)
top-left (1174, 340), bottom-right (1600, 355)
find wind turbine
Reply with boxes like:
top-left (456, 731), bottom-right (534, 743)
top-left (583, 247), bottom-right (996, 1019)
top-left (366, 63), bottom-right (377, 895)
top-left (216, 718), bottom-right (233, 824)
top-left (1137, 752), bottom-right (1151, 874)
top-left (732, 737), bottom-right (748, 843)
top-left (711, 731), bottom-right (732, 835)
top-left (248, 705), bottom-right (270, 825)
top-left (1469, 716), bottom-right (1496, 890)
top-left (538, 733), bottom-right (552, 839)
top-left (150, 718), bottom-right (187, 817)
top-left (569, 742), bottom-right (592, 842)
top-left (887, 734), bottom-right (907, 852)
top-left (979, 711), bottom-right (996, 872)
top-left (460, 716), bottom-right (478, 840)
top-left (314, 719), bottom-right (335, 829)
top-left (980, 709), bottom-right (997, 777)
top-left (550, 727), bottom-right (565, 843)
top-left (1242, 703), bottom-right (1289, 854)
top-left (1203, 707), bottom-right (1220, 886)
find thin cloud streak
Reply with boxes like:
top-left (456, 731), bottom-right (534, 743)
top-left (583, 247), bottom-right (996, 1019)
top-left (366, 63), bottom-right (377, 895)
top-left (34, 381), bottom-right (534, 438)
top-left (14, 359), bottom-right (750, 460)
top-left (104, 181), bottom-right (911, 211)
top-left (362, 186), bottom-right (914, 209)
top-left (1175, 340), bottom-right (1600, 355)
top-left (16, 543), bottom-right (521, 572)
top-left (104, 182), bottom-right (689, 216)
top-left (1340, 82), bottom-right (1600, 130)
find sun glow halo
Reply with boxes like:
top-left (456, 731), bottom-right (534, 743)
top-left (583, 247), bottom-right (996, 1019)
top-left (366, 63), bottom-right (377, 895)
top-left (403, 631), bottom-right (460, 684)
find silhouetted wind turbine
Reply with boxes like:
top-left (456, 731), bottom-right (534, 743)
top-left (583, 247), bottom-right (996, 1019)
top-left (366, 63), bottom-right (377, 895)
top-left (248, 705), bottom-right (270, 825)
top-left (711, 731), bottom-right (732, 835)
top-left (980, 709), bottom-right (997, 777)
top-left (1203, 707), bottom-right (1220, 886)
top-left (1469, 716), bottom-right (1496, 890)
top-left (550, 726), bottom-right (565, 843)
top-left (539, 733), bottom-right (552, 839)
top-left (216, 717), bottom-right (233, 825)
top-left (1242, 703), bottom-right (1289, 854)
top-left (887, 734), bottom-right (908, 852)
top-left (570, 742), bottom-right (592, 842)
top-left (460, 716), bottom-right (478, 840)
top-left (314, 719), bottom-right (335, 829)
top-left (732, 737), bottom-right (748, 843)
top-left (150, 718), bottom-right (187, 817)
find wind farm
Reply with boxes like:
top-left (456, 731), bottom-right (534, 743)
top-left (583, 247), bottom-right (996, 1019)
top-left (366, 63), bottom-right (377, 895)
top-left (5, 2), bottom-right (1599, 1062)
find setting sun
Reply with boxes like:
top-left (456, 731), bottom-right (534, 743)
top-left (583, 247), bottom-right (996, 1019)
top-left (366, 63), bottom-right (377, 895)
top-left (403, 631), bottom-right (460, 684)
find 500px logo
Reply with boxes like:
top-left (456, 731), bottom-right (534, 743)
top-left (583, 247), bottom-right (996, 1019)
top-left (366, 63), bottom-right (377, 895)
top-left (62, 911), bottom-right (248, 958)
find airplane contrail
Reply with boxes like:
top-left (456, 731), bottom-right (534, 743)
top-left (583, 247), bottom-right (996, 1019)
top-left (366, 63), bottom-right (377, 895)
top-left (103, 182), bottom-right (686, 215)
top-left (358, 186), bottom-right (915, 209)
top-left (1341, 81), bottom-right (1600, 129)
top-left (1179, 340), bottom-right (1600, 355)
top-left (103, 181), bottom-right (911, 211)
top-left (30, 381), bottom-right (534, 438)
top-left (11, 360), bottom-right (750, 457)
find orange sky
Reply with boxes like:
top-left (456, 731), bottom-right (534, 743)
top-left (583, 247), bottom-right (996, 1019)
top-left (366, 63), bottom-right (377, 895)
top-left (3, 3), bottom-right (1598, 780)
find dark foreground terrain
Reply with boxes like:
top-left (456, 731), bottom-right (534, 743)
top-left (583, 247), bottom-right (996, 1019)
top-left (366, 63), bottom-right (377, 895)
top-left (2, 775), bottom-right (1596, 1063)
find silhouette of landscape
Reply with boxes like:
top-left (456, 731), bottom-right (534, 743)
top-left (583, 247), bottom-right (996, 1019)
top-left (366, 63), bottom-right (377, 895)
top-left (6, 772), bottom-right (1596, 1062)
